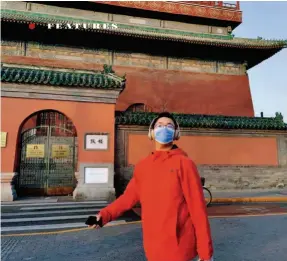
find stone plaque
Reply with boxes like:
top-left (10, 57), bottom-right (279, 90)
top-left (51, 144), bottom-right (70, 158)
top-left (26, 144), bottom-right (45, 158)
top-left (84, 167), bottom-right (109, 184)
top-left (1, 132), bottom-right (7, 148)
top-left (85, 133), bottom-right (108, 150)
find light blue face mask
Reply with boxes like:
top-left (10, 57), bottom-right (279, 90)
top-left (154, 126), bottom-right (175, 144)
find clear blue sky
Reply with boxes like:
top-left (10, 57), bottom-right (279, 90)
top-left (233, 1), bottom-right (287, 122)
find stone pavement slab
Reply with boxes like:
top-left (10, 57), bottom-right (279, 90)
top-left (2, 214), bottom-right (287, 261)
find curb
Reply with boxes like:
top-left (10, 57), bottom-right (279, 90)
top-left (212, 197), bottom-right (287, 203)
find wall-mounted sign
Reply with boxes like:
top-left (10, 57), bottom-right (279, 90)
top-left (51, 144), bottom-right (70, 158)
top-left (1, 132), bottom-right (7, 148)
top-left (85, 133), bottom-right (109, 150)
top-left (84, 167), bottom-right (109, 184)
top-left (26, 144), bottom-right (45, 158)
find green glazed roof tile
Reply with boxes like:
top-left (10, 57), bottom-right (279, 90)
top-left (0, 65), bottom-right (126, 89)
top-left (1, 9), bottom-right (287, 49)
top-left (115, 111), bottom-right (287, 130)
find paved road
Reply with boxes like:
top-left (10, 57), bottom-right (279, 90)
top-left (133, 202), bottom-right (287, 217)
top-left (2, 200), bottom-right (286, 235)
top-left (2, 213), bottom-right (287, 261)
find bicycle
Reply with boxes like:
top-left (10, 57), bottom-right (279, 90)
top-left (201, 177), bottom-right (212, 207)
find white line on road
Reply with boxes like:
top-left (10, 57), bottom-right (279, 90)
top-left (20, 204), bottom-right (106, 211)
top-left (1, 201), bottom-right (108, 207)
top-left (1, 214), bottom-right (99, 223)
top-left (1, 208), bottom-right (101, 217)
top-left (0, 220), bottom-right (126, 232)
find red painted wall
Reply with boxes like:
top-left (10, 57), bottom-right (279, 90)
top-left (1, 97), bottom-right (115, 173)
top-left (2, 56), bottom-right (254, 117)
top-left (114, 67), bottom-right (254, 117)
top-left (128, 134), bottom-right (278, 166)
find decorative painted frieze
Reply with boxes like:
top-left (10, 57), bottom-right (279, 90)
top-left (1, 40), bottom-right (247, 75)
top-left (26, 43), bottom-right (112, 64)
top-left (168, 58), bottom-right (217, 73)
top-left (113, 52), bottom-right (166, 70)
top-left (1, 41), bottom-right (24, 56)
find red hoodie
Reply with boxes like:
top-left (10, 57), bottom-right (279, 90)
top-left (99, 147), bottom-right (214, 261)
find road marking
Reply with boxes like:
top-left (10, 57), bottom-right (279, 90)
top-left (2, 201), bottom-right (108, 207)
top-left (1, 199), bottom-right (58, 205)
top-left (1, 208), bottom-right (101, 217)
top-left (1, 214), bottom-right (101, 223)
top-left (20, 204), bottom-right (106, 211)
top-left (2, 212), bottom-right (286, 237)
top-left (1, 223), bottom-right (87, 232)
top-left (1, 220), bottom-right (126, 233)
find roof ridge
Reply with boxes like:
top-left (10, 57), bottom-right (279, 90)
top-left (1, 9), bottom-right (233, 40)
top-left (1, 64), bottom-right (126, 89)
top-left (115, 111), bottom-right (287, 130)
top-left (2, 9), bottom-right (286, 48)
top-left (1, 63), bottom-right (103, 74)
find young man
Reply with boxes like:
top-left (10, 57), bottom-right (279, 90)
top-left (90, 112), bottom-right (214, 261)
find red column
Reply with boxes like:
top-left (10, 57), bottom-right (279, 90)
top-left (236, 1), bottom-right (240, 10)
top-left (217, 1), bottom-right (223, 7)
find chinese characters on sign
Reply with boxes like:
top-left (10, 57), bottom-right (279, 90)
top-left (1, 132), bottom-right (7, 148)
top-left (85, 134), bottom-right (108, 150)
top-left (26, 144), bottom-right (45, 158)
top-left (51, 144), bottom-right (70, 158)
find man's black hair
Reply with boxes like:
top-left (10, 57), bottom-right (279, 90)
top-left (151, 112), bottom-right (178, 129)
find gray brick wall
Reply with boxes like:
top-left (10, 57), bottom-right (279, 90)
top-left (198, 165), bottom-right (287, 190)
top-left (115, 165), bottom-right (287, 191)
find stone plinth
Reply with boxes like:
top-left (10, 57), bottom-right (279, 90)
top-left (73, 163), bottom-right (115, 201)
top-left (1, 172), bottom-right (17, 202)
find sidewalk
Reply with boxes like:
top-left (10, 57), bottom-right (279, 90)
top-left (211, 189), bottom-right (287, 203)
top-left (2, 189), bottom-right (287, 205)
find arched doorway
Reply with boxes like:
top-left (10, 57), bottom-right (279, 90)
top-left (17, 110), bottom-right (77, 197)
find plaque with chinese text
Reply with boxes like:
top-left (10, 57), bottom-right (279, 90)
top-left (1, 132), bottom-right (7, 148)
top-left (26, 144), bottom-right (45, 158)
top-left (85, 133), bottom-right (108, 150)
top-left (52, 144), bottom-right (70, 158)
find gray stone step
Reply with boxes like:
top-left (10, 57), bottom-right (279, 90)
top-left (1, 208), bottom-right (101, 218)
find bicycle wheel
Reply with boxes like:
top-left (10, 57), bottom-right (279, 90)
top-left (203, 187), bottom-right (212, 207)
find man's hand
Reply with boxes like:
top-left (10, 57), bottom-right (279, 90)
top-left (88, 213), bottom-right (102, 229)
